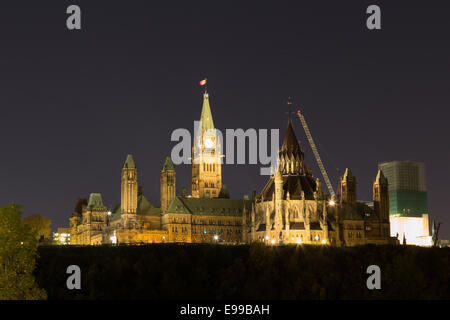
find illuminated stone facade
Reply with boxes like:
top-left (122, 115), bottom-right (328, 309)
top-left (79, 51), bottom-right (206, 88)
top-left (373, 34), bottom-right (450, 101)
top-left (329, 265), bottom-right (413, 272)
top-left (69, 91), bottom-right (394, 247)
top-left (69, 91), bottom-right (245, 245)
top-left (245, 121), bottom-right (395, 246)
top-left (191, 92), bottom-right (222, 198)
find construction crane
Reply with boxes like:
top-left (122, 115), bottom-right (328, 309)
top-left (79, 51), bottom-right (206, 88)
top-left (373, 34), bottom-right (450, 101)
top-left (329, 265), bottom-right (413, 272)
top-left (296, 109), bottom-right (336, 199)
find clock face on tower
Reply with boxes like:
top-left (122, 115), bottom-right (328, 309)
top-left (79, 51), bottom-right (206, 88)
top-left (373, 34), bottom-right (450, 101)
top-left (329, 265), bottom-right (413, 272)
top-left (204, 137), bottom-right (214, 149)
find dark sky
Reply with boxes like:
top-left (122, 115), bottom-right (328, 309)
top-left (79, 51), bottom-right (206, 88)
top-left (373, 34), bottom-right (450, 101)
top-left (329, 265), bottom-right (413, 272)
top-left (0, 1), bottom-right (449, 238)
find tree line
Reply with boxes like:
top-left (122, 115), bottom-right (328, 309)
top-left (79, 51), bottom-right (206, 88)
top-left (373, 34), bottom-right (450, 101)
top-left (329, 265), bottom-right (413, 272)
top-left (36, 242), bottom-right (449, 300)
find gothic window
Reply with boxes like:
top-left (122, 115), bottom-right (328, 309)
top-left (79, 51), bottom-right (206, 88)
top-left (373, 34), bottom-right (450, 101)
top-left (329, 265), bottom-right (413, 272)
top-left (294, 208), bottom-right (299, 219)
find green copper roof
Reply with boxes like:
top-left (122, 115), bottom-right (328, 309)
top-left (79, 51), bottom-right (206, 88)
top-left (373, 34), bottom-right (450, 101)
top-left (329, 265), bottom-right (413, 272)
top-left (218, 184), bottom-right (230, 199)
top-left (110, 195), bottom-right (161, 220)
top-left (123, 154), bottom-right (136, 169)
top-left (162, 157), bottom-right (175, 171)
top-left (200, 93), bottom-right (215, 131)
top-left (110, 203), bottom-right (121, 221)
top-left (166, 196), bottom-right (251, 217)
top-left (137, 195), bottom-right (162, 216)
top-left (166, 196), bottom-right (192, 214)
top-left (87, 193), bottom-right (105, 209)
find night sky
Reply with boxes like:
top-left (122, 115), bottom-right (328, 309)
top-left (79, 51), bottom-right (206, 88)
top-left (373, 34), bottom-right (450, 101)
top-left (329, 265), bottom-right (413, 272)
top-left (0, 1), bottom-right (449, 239)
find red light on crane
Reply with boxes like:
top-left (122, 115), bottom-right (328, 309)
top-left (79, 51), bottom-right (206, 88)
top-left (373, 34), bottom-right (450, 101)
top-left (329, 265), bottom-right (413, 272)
top-left (297, 109), bottom-right (302, 114)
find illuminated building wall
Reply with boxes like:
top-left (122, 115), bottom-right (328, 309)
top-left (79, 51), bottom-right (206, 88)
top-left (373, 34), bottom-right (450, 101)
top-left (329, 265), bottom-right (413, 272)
top-left (53, 227), bottom-right (71, 245)
top-left (389, 214), bottom-right (432, 246)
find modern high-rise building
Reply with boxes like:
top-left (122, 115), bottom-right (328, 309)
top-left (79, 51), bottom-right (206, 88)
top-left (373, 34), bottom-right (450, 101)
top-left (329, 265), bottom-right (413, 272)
top-left (378, 161), bottom-right (431, 246)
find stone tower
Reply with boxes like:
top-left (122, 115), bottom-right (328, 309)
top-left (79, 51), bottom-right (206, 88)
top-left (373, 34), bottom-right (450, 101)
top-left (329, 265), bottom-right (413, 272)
top-left (373, 169), bottom-right (389, 221)
top-left (160, 157), bottom-right (176, 213)
top-left (192, 90), bottom-right (222, 198)
top-left (121, 154), bottom-right (138, 227)
top-left (340, 168), bottom-right (357, 208)
top-left (82, 193), bottom-right (107, 244)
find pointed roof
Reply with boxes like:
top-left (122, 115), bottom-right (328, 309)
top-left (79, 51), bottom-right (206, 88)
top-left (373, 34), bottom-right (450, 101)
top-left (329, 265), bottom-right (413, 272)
top-left (278, 119), bottom-right (304, 175)
top-left (137, 195), bottom-right (161, 216)
top-left (87, 193), bottom-right (105, 209)
top-left (218, 184), bottom-right (230, 199)
top-left (343, 168), bottom-right (355, 181)
top-left (123, 154), bottom-right (136, 169)
top-left (162, 157), bottom-right (175, 171)
top-left (166, 196), bottom-right (192, 214)
top-left (200, 92), bottom-right (215, 131)
top-left (280, 120), bottom-right (301, 154)
top-left (375, 169), bottom-right (387, 184)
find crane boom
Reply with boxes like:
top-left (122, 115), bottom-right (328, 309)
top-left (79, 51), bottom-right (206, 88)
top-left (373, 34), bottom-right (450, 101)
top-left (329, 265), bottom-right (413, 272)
top-left (296, 110), bottom-right (335, 198)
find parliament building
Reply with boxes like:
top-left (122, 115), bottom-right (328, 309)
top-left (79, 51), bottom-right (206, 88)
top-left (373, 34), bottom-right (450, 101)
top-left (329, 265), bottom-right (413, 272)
top-left (69, 90), bottom-right (395, 246)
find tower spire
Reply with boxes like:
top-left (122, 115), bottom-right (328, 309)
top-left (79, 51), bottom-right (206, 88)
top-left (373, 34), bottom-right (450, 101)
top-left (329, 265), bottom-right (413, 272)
top-left (192, 87), bottom-right (222, 199)
top-left (200, 90), bottom-right (215, 132)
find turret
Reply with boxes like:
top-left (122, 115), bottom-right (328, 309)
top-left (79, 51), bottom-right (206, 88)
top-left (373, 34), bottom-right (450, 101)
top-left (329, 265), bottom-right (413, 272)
top-left (274, 169), bottom-right (283, 240)
top-left (121, 154), bottom-right (138, 228)
top-left (373, 169), bottom-right (389, 221)
top-left (160, 157), bottom-right (176, 213)
top-left (340, 168), bottom-right (357, 208)
top-left (322, 199), bottom-right (329, 243)
top-left (84, 193), bottom-right (107, 243)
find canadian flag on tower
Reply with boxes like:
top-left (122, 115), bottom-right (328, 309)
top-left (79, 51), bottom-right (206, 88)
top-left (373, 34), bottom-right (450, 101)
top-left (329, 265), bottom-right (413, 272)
top-left (199, 78), bottom-right (207, 86)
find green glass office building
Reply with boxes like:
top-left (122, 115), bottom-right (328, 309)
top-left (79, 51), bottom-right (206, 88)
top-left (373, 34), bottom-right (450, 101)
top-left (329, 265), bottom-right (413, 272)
top-left (378, 161), bottom-right (428, 217)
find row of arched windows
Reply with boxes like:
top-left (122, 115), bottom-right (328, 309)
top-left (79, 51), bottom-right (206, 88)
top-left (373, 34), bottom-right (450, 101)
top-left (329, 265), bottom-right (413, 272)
top-left (203, 163), bottom-right (216, 172)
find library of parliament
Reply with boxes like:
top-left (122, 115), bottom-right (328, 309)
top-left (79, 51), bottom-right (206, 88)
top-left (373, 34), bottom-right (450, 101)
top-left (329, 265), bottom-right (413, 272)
top-left (69, 90), bottom-right (395, 246)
